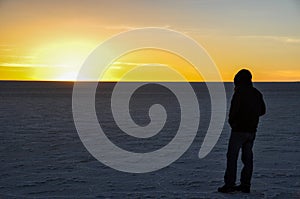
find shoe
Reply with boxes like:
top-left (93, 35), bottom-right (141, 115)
top-left (235, 184), bottom-right (250, 193)
top-left (217, 185), bottom-right (236, 193)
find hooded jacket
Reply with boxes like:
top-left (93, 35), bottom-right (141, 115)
top-left (229, 69), bottom-right (266, 132)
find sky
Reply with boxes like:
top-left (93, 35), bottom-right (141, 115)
top-left (0, 0), bottom-right (299, 81)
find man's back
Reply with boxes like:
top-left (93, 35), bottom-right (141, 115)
top-left (229, 86), bottom-right (266, 132)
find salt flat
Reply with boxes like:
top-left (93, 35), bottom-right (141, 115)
top-left (0, 82), bottom-right (299, 198)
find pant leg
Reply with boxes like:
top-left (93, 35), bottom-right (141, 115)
top-left (240, 133), bottom-right (256, 186)
top-left (224, 132), bottom-right (246, 186)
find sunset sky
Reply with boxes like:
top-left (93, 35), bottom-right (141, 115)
top-left (0, 0), bottom-right (299, 81)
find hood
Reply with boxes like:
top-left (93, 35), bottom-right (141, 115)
top-left (234, 69), bottom-right (253, 87)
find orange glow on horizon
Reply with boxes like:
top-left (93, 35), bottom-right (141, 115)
top-left (0, 1), bottom-right (299, 82)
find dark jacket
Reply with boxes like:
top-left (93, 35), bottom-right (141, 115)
top-left (229, 85), bottom-right (266, 132)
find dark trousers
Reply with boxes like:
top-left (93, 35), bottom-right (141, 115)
top-left (224, 131), bottom-right (256, 187)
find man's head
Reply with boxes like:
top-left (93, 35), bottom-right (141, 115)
top-left (234, 69), bottom-right (252, 87)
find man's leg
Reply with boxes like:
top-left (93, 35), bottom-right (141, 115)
top-left (224, 132), bottom-right (245, 186)
top-left (240, 133), bottom-right (256, 187)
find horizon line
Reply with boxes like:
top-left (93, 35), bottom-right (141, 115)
top-left (0, 80), bottom-right (299, 83)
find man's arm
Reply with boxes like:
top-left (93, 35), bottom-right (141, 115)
top-left (259, 93), bottom-right (266, 116)
top-left (228, 91), bottom-right (240, 128)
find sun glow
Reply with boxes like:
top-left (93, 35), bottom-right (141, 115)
top-left (30, 39), bottom-right (96, 81)
top-left (34, 40), bottom-right (94, 68)
top-left (31, 45), bottom-right (205, 82)
top-left (54, 71), bottom-right (79, 81)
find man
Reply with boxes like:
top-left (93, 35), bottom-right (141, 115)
top-left (218, 69), bottom-right (266, 193)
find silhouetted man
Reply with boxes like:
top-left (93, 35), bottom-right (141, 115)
top-left (218, 69), bottom-right (266, 193)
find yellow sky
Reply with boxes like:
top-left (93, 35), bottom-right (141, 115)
top-left (0, 0), bottom-right (299, 81)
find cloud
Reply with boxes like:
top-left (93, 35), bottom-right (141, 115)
top-left (274, 69), bottom-right (300, 77)
top-left (110, 62), bottom-right (169, 69)
top-left (0, 61), bottom-right (170, 70)
top-left (0, 44), bottom-right (16, 51)
top-left (104, 25), bottom-right (171, 31)
top-left (104, 25), bottom-right (136, 31)
top-left (0, 55), bottom-right (36, 59)
top-left (112, 61), bottom-right (140, 67)
top-left (238, 35), bottom-right (300, 44)
top-left (0, 44), bottom-right (15, 47)
top-left (0, 63), bottom-right (67, 68)
top-left (137, 63), bottom-right (169, 67)
top-left (0, 48), bottom-right (13, 51)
